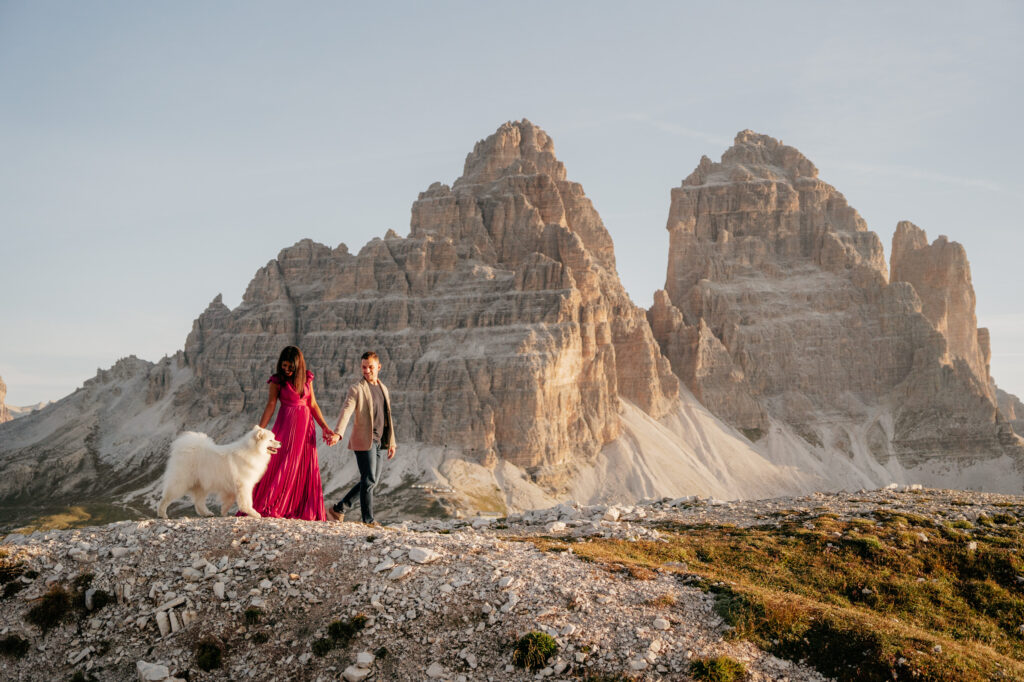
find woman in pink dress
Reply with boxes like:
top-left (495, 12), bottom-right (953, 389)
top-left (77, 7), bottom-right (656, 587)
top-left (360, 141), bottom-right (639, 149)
top-left (249, 346), bottom-right (335, 521)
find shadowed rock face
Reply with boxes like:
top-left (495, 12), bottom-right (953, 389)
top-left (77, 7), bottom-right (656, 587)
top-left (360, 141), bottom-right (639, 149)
top-left (650, 130), bottom-right (1020, 465)
top-left (998, 388), bottom-right (1024, 436)
top-left (184, 120), bottom-right (677, 476)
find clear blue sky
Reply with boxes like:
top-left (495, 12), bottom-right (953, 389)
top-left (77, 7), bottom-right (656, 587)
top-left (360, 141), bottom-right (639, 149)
top-left (1, 1), bottom-right (1022, 405)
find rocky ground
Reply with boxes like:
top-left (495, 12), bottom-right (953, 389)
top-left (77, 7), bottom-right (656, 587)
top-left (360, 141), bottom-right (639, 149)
top-left (1, 486), bottom-right (1019, 682)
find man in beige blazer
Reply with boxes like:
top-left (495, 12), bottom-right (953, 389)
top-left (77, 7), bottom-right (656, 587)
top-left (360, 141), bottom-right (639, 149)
top-left (326, 351), bottom-right (396, 524)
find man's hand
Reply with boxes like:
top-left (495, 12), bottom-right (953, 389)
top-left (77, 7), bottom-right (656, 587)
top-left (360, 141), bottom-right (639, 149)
top-left (387, 445), bottom-right (396, 459)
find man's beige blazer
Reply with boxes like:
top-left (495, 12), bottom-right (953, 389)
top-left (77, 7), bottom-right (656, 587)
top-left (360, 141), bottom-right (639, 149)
top-left (336, 379), bottom-right (396, 451)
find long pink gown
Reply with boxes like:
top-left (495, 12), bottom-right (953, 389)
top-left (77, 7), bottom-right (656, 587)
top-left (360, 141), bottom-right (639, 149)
top-left (248, 370), bottom-right (327, 521)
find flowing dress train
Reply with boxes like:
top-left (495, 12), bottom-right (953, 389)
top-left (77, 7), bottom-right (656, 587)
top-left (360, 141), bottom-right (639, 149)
top-left (247, 370), bottom-right (326, 521)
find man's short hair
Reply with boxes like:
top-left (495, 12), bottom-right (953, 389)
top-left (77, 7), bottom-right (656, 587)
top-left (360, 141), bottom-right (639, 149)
top-left (361, 351), bottom-right (380, 363)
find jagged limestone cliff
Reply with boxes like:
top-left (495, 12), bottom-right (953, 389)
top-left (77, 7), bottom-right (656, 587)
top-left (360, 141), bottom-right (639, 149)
top-left (649, 130), bottom-right (1021, 471)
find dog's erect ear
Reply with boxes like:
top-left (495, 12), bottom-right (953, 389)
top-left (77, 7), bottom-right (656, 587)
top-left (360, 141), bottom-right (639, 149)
top-left (255, 426), bottom-right (266, 440)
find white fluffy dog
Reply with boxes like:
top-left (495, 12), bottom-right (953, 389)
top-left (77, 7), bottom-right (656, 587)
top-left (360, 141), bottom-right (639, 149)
top-left (157, 425), bottom-right (280, 519)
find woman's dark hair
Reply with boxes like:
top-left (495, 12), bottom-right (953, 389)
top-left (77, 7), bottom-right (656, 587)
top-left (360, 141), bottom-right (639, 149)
top-left (275, 346), bottom-right (307, 395)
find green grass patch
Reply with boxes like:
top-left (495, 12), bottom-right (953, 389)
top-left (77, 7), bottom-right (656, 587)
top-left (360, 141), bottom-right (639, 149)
top-left (529, 514), bottom-right (1024, 681)
top-left (512, 631), bottom-right (558, 670)
top-left (690, 655), bottom-right (747, 682)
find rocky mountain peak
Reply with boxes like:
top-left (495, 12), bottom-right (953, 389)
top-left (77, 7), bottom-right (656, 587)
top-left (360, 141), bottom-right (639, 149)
top-left (455, 119), bottom-right (566, 188)
top-left (653, 132), bottom-right (1016, 468)
top-left (720, 130), bottom-right (819, 180)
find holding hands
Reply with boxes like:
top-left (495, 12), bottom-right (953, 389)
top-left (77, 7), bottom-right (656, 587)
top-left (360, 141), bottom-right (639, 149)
top-left (322, 428), bottom-right (338, 446)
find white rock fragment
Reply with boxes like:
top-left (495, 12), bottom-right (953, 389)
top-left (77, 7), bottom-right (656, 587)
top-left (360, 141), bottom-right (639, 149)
top-left (182, 568), bottom-right (202, 582)
top-left (355, 651), bottom-right (375, 667)
top-left (426, 662), bottom-right (446, 678)
top-left (154, 595), bottom-right (186, 613)
top-left (388, 565), bottom-right (414, 580)
top-left (137, 660), bottom-right (171, 681)
top-left (156, 611), bottom-right (170, 637)
top-left (497, 575), bottom-right (516, 588)
top-left (409, 547), bottom-right (442, 564)
top-left (545, 522), bottom-right (567, 533)
top-left (653, 617), bottom-right (670, 630)
top-left (374, 558), bottom-right (396, 573)
top-left (213, 582), bottom-right (226, 600)
top-left (342, 666), bottom-right (371, 682)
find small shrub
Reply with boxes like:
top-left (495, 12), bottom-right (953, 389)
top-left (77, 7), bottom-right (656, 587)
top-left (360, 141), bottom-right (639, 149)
top-left (252, 631), bottom-right (269, 644)
top-left (327, 613), bottom-right (368, 647)
top-left (26, 585), bottom-right (72, 633)
top-left (89, 589), bottom-right (112, 611)
top-left (690, 655), bottom-right (747, 682)
top-left (0, 634), bottom-right (31, 658)
top-left (646, 593), bottom-right (677, 608)
top-left (992, 513), bottom-right (1017, 525)
top-left (0, 552), bottom-right (26, 586)
top-left (512, 631), bottom-right (558, 670)
top-left (71, 573), bottom-right (94, 591)
top-left (196, 639), bottom-right (223, 671)
top-left (311, 637), bottom-right (333, 657)
top-left (4, 581), bottom-right (26, 598)
top-left (365, 535), bottom-right (377, 543)
top-left (244, 607), bottom-right (262, 625)
top-left (374, 646), bottom-right (389, 659)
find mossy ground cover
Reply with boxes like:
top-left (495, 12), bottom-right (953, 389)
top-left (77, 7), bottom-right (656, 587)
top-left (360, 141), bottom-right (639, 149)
top-left (527, 511), bottom-right (1024, 681)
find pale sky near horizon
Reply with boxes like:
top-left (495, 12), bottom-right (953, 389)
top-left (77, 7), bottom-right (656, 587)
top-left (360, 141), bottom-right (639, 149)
top-left (1, 1), bottom-right (1022, 406)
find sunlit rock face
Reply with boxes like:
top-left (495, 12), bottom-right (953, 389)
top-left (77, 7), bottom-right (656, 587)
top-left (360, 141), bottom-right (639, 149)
top-left (184, 120), bottom-right (678, 478)
top-left (650, 130), bottom-right (1020, 466)
top-left (0, 377), bottom-right (11, 424)
top-left (890, 221), bottom-right (993, 400)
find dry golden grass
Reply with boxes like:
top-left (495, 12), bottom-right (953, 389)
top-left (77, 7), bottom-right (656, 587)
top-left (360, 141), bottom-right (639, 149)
top-left (521, 512), bottom-right (1024, 681)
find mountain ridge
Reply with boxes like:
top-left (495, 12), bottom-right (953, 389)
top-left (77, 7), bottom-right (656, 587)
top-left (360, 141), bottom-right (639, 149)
top-left (0, 120), bottom-right (1021, 530)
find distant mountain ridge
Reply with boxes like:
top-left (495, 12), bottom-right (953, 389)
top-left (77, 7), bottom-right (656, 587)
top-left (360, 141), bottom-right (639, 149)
top-left (0, 121), bottom-right (1021, 529)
